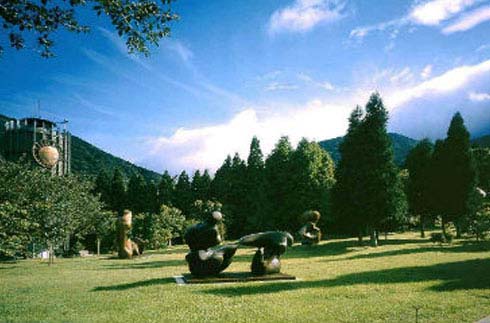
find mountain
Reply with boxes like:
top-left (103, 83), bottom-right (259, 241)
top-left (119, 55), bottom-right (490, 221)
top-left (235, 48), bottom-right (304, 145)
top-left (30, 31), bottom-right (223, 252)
top-left (318, 132), bottom-right (418, 166)
top-left (472, 135), bottom-right (490, 148)
top-left (71, 135), bottom-right (161, 182)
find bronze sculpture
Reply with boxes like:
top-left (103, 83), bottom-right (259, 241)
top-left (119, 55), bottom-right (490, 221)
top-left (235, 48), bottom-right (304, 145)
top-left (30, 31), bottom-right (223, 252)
top-left (117, 210), bottom-right (140, 259)
top-left (298, 210), bottom-right (322, 245)
top-left (239, 231), bottom-right (294, 275)
top-left (184, 211), bottom-right (294, 277)
top-left (184, 211), bottom-right (238, 277)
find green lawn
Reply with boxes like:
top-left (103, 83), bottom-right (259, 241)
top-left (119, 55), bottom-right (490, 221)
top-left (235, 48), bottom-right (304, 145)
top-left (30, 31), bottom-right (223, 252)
top-left (1, 232), bottom-right (490, 322)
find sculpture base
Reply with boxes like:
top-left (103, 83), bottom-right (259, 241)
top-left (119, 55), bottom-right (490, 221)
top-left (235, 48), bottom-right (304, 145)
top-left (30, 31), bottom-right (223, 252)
top-left (177, 272), bottom-right (296, 284)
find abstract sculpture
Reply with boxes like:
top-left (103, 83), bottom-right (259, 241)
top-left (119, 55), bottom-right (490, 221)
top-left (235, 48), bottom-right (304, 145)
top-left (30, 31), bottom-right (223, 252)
top-left (239, 231), bottom-right (294, 275)
top-left (117, 210), bottom-right (140, 259)
top-left (184, 211), bottom-right (238, 277)
top-left (298, 210), bottom-right (322, 245)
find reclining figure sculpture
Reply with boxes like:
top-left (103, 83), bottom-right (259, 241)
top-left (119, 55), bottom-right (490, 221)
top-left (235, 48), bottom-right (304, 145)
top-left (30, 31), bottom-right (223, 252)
top-left (238, 231), bottom-right (294, 275)
top-left (184, 211), bottom-right (294, 277)
top-left (184, 211), bottom-right (238, 277)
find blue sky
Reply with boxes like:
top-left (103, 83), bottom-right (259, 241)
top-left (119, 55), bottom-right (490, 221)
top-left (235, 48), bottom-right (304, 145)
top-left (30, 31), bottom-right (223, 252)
top-left (1, 0), bottom-right (490, 174)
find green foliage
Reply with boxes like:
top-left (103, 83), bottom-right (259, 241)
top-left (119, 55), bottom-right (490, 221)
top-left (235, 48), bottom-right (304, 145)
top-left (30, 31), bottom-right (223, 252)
top-left (158, 170), bottom-right (175, 207)
top-left (469, 202), bottom-right (490, 241)
top-left (473, 148), bottom-right (490, 192)
top-left (332, 94), bottom-right (408, 244)
top-left (110, 168), bottom-right (127, 215)
top-left (174, 171), bottom-right (192, 216)
top-left (127, 173), bottom-right (147, 214)
top-left (244, 136), bottom-right (269, 233)
top-left (0, 161), bottom-right (103, 258)
top-left (191, 170), bottom-right (211, 202)
top-left (319, 133), bottom-right (418, 166)
top-left (132, 205), bottom-right (185, 249)
top-left (406, 139), bottom-right (434, 235)
top-left (0, 0), bottom-right (178, 57)
top-left (431, 113), bottom-right (477, 236)
top-left (264, 136), bottom-right (294, 230)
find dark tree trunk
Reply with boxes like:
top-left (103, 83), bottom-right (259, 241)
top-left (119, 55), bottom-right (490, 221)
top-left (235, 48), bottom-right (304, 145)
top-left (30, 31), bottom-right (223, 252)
top-left (370, 228), bottom-right (378, 247)
top-left (96, 238), bottom-right (101, 257)
top-left (420, 220), bottom-right (425, 238)
top-left (357, 230), bottom-right (363, 245)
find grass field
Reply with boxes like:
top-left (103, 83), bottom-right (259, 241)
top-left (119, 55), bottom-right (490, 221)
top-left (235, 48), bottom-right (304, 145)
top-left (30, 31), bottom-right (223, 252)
top-left (1, 232), bottom-right (490, 322)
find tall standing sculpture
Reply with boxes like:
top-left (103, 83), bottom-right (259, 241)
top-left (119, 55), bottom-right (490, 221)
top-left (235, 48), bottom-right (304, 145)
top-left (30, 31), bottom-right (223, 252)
top-left (117, 210), bottom-right (140, 259)
top-left (298, 210), bottom-right (322, 245)
top-left (184, 211), bottom-right (238, 277)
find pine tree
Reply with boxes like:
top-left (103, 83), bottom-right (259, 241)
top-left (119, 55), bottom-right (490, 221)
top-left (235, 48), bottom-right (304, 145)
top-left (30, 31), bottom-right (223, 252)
top-left (406, 139), bottom-right (434, 237)
top-left (110, 168), bottom-right (127, 215)
top-left (191, 169), bottom-right (212, 202)
top-left (436, 112), bottom-right (477, 237)
top-left (357, 93), bottom-right (407, 246)
top-left (94, 170), bottom-right (112, 209)
top-left (226, 153), bottom-right (248, 238)
top-left (211, 155), bottom-right (233, 201)
top-left (332, 106), bottom-right (366, 240)
top-left (245, 136), bottom-right (269, 233)
top-left (174, 171), bottom-right (193, 216)
top-left (127, 173), bottom-right (147, 214)
top-left (264, 136), bottom-right (294, 230)
top-left (289, 138), bottom-right (335, 233)
top-left (158, 170), bottom-right (175, 207)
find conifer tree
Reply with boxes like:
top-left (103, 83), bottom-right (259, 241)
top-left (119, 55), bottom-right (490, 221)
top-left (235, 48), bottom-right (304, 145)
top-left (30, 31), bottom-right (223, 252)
top-left (245, 137), bottom-right (269, 233)
top-left (289, 138), bottom-right (335, 233)
top-left (406, 139), bottom-right (434, 237)
top-left (94, 170), bottom-right (112, 208)
top-left (356, 93), bottom-right (407, 246)
top-left (174, 171), bottom-right (193, 216)
top-left (332, 106), bottom-right (366, 240)
top-left (158, 170), bottom-right (175, 207)
top-left (264, 136), bottom-right (294, 230)
top-left (226, 153), bottom-right (248, 238)
top-left (435, 112), bottom-right (477, 237)
top-left (127, 173), bottom-right (147, 214)
top-left (110, 168), bottom-right (127, 215)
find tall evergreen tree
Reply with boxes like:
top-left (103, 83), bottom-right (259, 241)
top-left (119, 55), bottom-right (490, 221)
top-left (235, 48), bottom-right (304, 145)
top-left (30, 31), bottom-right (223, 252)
top-left (406, 139), bottom-right (434, 237)
top-left (174, 171), bottom-right (193, 216)
top-left (245, 137), bottom-right (269, 233)
top-left (289, 138), bottom-right (335, 233)
top-left (146, 181), bottom-right (159, 213)
top-left (94, 170), bottom-right (112, 208)
top-left (191, 169), bottom-right (212, 202)
top-left (110, 168), bottom-right (127, 215)
top-left (211, 155), bottom-right (233, 201)
top-left (435, 112), bottom-right (477, 237)
top-left (357, 93), bottom-right (407, 246)
top-left (226, 153), bottom-right (248, 238)
top-left (332, 106), bottom-right (366, 240)
top-left (127, 173), bottom-right (147, 214)
top-left (264, 136), bottom-right (294, 230)
top-left (158, 170), bottom-right (175, 207)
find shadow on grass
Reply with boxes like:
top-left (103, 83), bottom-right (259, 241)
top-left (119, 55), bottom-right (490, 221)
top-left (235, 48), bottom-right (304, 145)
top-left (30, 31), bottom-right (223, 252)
top-left (201, 258), bottom-right (490, 297)
top-left (327, 241), bottom-right (490, 262)
top-left (92, 277), bottom-right (174, 291)
top-left (103, 259), bottom-right (185, 269)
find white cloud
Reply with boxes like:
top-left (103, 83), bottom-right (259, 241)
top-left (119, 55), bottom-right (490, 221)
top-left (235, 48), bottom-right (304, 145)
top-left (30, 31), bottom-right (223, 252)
top-left (409, 0), bottom-right (477, 26)
top-left (469, 91), bottom-right (490, 101)
top-left (442, 5), bottom-right (490, 33)
top-left (350, 0), bottom-right (480, 39)
top-left (421, 65), bottom-right (433, 79)
top-left (389, 67), bottom-right (414, 84)
top-left (298, 72), bottom-right (335, 91)
top-left (268, 0), bottom-right (346, 34)
top-left (386, 59), bottom-right (490, 107)
top-left (146, 100), bottom-right (350, 171)
top-left (265, 82), bottom-right (299, 91)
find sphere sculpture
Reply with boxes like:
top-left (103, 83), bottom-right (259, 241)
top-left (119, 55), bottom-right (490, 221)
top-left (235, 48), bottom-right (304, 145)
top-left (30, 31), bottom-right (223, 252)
top-left (184, 211), bottom-right (238, 277)
top-left (117, 210), bottom-right (140, 259)
top-left (298, 210), bottom-right (322, 245)
top-left (238, 231), bottom-right (294, 275)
